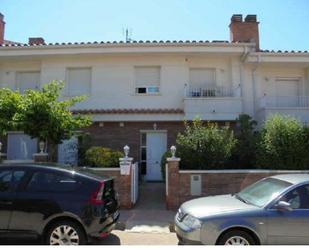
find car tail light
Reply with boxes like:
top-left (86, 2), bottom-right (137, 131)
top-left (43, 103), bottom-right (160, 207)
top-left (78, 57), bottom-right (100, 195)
top-left (89, 181), bottom-right (105, 205)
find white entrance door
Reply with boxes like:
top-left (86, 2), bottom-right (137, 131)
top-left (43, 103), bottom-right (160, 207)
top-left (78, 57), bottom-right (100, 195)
top-left (146, 132), bottom-right (167, 181)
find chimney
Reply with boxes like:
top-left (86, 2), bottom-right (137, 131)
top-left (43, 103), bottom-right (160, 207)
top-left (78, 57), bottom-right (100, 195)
top-left (0, 13), bottom-right (5, 45)
top-left (229, 14), bottom-right (260, 51)
top-left (28, 37), bottom-right (45, 45)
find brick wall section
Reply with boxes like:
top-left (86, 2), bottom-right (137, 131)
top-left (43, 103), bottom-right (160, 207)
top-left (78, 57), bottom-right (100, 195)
top-left (90, 169), bottom-right (132, 209)
top-left (166, 160), bottom-right (309, 210)
top-left (83, 121), bottom-right (185, 160)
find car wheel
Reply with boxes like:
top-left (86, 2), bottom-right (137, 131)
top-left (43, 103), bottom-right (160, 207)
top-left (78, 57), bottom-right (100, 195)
top-left (218, 230), bottom-right (256, 245)
top-left (45, 220), bottom-right (87, 245)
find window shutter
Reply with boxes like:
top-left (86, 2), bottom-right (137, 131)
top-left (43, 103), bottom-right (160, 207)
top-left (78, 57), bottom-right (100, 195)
top-left (189, 68), bottom-right (216, 88)
top-left (17, 72), bottom-right (40, 93)
top-left (67, 68), bottom-right (91, 96)
top-left (135, 67), bottom-right (160, 87)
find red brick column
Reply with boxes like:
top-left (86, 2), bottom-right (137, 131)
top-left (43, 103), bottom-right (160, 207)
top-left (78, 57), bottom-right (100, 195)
top-left (166, 157), bottom-right (180, 210)
top-left (119, 157), bottom-right (133, 209)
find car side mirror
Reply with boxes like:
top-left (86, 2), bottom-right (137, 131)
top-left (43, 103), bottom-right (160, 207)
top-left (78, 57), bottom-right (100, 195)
top-left (274, 201), bottom-right (293, 211)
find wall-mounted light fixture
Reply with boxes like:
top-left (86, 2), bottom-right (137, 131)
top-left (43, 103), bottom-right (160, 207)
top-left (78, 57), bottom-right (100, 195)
top-left (120, 122), bottom-right (125, 127)
top-left (99, 122), bottom-right (104, 127)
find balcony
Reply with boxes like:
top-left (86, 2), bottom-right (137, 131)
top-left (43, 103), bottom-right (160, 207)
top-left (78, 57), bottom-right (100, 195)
top-left (257, 95), bottom-right (309, 124)
top-left (184, 85), bottom-right (242, 120)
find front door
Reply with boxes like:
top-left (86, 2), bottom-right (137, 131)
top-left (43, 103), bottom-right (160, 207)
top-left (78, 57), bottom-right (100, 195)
top-left (7, 133), bottom-right (37, 160)
top-left (146, 132), bottom-right (167, 181)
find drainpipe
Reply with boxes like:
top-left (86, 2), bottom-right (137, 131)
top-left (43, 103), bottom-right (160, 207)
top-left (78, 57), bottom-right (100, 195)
top-left (251, 54), bottom-right (261, 119)
top-left (241, 44), bottom-right (261, 117)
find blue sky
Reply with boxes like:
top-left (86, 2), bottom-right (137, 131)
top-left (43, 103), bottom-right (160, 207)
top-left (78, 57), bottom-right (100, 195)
top-left (1, 0), bottom-right (309, 50)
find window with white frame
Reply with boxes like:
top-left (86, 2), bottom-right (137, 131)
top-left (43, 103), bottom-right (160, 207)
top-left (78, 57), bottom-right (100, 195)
top-left (66, 68), bottom-right (91, 96)
top-left (16, 71), bottom-right (40, 93)
top-left (135, 66), bottom-right (160, 94)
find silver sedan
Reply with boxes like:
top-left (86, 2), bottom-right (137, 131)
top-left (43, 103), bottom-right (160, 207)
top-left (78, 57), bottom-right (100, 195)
top-left (175, 174), bottom-right (309, 245)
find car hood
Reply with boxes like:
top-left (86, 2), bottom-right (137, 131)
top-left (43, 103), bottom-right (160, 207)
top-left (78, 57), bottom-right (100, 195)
top-left (181, 194), bottom-right (258, 219)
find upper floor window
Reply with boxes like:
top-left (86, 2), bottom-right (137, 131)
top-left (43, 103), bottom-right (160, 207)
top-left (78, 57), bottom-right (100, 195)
top-left (189, 68), bottom-right (216, 89)
top-left (135, 66), bottom-right (160, 95)
top-left (66, 68), bottom-right (91, 96)
top-left (16, 71), bottom-right (40, 93)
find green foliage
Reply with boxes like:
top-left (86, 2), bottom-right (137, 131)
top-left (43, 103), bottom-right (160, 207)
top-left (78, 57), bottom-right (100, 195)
top-left (0, 89), bottom-right (23, 135)
top-left (17, 81), bottom-right (91, 145)
top-left (0, 81), bottom-right (91, 147)
top-left (232, 114), bottom-right (259, 168)
top-left (256, 114), bottom-right (309, 169)
top-left (76, 132), bottom-right (93, 166)
top-left (176, 118), bottom-right (237, 170)
top-left (85, 146), bottom-right (123, 168)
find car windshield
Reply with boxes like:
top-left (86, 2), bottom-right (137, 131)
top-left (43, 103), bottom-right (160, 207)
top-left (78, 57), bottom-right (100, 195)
top-left (236, 178), bottom-right (292, 207)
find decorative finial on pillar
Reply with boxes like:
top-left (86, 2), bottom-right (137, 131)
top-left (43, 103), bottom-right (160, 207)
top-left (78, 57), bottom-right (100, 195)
top-left (124, 145), bottom-right (130, 159)
top-left (170, 145), bottom-right (176, 159)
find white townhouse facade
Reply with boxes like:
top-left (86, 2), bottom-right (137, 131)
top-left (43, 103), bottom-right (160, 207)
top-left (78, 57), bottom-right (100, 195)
top-left (0, 14), bottom-right (308, 180)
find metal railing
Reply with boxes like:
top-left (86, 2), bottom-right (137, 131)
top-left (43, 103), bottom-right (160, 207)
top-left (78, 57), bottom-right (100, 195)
top-left (259, 96), bottom-right (309, 108)
top-left (184, 85), bottom-right (241, 98)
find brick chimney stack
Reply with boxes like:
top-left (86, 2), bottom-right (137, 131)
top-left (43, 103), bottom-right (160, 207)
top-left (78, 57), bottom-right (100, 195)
top-left (229, 14), bottom-right (260, 51)
top-left (28, 37), bottom-right (45, 45)
top-left (0, 13), bottom-right (5, 45)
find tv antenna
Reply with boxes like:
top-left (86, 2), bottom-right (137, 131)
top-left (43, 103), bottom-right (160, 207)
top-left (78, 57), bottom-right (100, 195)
top-left (122, 27), bottom-right (133, 42)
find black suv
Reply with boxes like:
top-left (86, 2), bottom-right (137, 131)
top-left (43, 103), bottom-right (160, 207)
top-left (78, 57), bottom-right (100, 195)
top-left (0, 163), bottom-right (119, 245)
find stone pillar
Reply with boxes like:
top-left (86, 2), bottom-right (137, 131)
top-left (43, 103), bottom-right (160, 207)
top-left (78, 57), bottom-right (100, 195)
top-left (166, 146), bottom-right (181, 210)
top-left (33, 153), bottom-right (49, 162)
top-left (118, 145), bottom-right (133, 209)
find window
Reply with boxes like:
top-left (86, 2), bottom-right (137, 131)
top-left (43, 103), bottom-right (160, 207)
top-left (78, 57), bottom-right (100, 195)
top-left (26, 171), bottom-right (78, 192)
top-left (189, 68), bottom-right (216, 89)
top-left (0, 170), bottom-right (12, 192)
top-left (278, 184), bottom-right (309, 209)
top-left (66, 68), bottom-right (91, 96)
top-left (16, 72), bottom-right (40, 93)
top-left (140, 133), bottom-right (147, 175)
top-left (135, 66), bottom-right (160, 94)
top-left (236, 178), bottom-right (292, 207)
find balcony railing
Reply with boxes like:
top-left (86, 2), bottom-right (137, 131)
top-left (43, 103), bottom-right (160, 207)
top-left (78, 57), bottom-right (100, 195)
top-left (184, 85), bottom-right (241, 98)
top-left (259, 96), bottom-right (309, 108)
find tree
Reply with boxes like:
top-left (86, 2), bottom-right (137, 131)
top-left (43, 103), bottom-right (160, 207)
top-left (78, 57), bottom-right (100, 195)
top-left (0, 88), bottom-right (23, 136)
top-left (256, 114), bottom-right (309, 169)
top-left (0, 81), bottom-right (91, 157)
top-left (233, 114), bottom-right (258, 168)
top-left (176, 118), bottom-right (237, 170)
top-left (16, 81), bottom-right (91, 147)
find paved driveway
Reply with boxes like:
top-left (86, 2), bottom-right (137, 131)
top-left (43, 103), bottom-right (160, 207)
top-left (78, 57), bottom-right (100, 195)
top-left (0, 231), bottom-right (178, 245)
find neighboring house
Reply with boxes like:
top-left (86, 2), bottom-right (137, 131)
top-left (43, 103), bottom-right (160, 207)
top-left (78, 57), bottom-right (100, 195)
top-left (0, 13), bottom-right (308, 180)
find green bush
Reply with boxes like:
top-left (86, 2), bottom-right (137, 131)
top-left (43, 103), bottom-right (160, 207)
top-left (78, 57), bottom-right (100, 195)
top-left (256, 114), bottom-right (309, 170)
top-left (85, 146), bottom-right (123, 168)
top-left (231, 114), bottom-right (259, 168)
top-left (175, 119), bottom-right (237, 170)
top-left (76, 132), bottom-right (92, 166)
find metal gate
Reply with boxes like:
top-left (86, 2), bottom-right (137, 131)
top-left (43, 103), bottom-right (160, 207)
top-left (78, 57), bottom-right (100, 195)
top-left (131, 162), bottom-right (139, 204)
top-left (57, 137), bottom-right (78, 166)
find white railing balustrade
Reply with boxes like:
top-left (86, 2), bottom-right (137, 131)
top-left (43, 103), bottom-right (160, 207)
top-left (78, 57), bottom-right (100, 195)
top-left (259, 96), bottom-right (309, 108)
top-left (184, 84), bottom-right (241, 98)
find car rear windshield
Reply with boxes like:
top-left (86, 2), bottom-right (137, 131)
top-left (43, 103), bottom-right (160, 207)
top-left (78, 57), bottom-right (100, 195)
top-left (237, 178), bottom-right (292, 207)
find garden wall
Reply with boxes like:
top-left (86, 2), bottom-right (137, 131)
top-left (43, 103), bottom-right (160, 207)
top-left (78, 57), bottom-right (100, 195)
top-left (90, 168), bottom-right (133, 209)
top-left (165, 158), bottom-right (309, 210)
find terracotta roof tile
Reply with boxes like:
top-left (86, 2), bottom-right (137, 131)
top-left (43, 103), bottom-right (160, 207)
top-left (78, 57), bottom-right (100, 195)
top-left (72, 108), bottom-right (184, 115)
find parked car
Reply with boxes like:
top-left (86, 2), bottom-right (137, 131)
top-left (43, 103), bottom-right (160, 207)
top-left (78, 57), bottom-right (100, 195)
top-left (0, 163), bottom-right (119, 245)
top-left (175, 174), bottom-right (309, 245)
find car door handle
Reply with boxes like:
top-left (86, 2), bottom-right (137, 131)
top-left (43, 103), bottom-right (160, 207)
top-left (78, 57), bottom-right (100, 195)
top-left (0, 201), bottom-right (13, 205)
